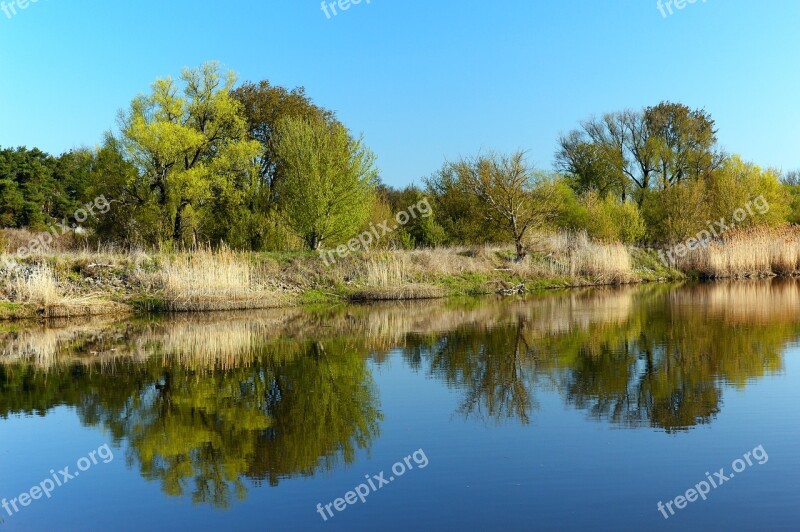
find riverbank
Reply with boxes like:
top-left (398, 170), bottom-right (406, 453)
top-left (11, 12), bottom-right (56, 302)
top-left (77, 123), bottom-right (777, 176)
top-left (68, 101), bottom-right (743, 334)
top-left (0, 235), bottom-right (674, 320)
top-left (1, 227), bottom-right (798, 321)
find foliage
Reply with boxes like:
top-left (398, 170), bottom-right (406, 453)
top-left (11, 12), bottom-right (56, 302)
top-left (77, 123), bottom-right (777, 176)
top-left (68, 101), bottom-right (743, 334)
top-left (231, 81), bottom-right (337, 200)
top-left (425, 163), bottom-right (508, 245)
top-left (578, 192), bottom-right (645, 244)
top-left (2, 82), bottom-right (796, 254)
top-left (448, 151), bottom-right (559, 259)
top-left (557, 102), bottom-right (725, 203)
top-left (272, 117), bottom-right (377, 250)
top-left (0, 146), bottom-right (92, 229)
top-left (116, 62), bottom-right (261, 248)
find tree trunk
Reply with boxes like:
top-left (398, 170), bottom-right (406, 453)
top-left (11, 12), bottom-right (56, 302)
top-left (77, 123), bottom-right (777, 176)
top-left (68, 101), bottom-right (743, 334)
top-left (514, 236), bottom-right (526, 261)
top-left (173, 204), bottom-right (184, 246)
top-left (307, 231), bottom-right (320, 251)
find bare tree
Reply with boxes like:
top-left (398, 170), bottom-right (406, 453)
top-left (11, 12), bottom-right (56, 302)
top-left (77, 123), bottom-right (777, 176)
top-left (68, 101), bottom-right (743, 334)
top-left (452, 151), bottom-right (557, 260)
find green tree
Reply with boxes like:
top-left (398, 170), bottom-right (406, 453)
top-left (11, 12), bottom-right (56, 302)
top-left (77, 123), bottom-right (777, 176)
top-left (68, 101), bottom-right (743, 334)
top-left (230, 81), bottom-right (339, 251)
top-left (558, 103), bottom-right (725, 205)
top-left (231, 81), bottom-right (337, 199)
top-left (703, 155), bottom-right (789, 227)
top-left (645, 101), bottom-right (724, 188)
top-left (272, 117), bottom-right (377, 250)
top-left (117, 62), bottom-right (261, 247)
top-left (555, 131), bottom-right (628, 200)
top-left (89, 135), bottom-right (161, 246)
top-left (386, 186), bottom-right (445, 248)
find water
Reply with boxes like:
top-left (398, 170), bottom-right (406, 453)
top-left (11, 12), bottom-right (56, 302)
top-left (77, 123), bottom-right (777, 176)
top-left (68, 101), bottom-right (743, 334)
top-left (1, 281), bottom-right (799, 531)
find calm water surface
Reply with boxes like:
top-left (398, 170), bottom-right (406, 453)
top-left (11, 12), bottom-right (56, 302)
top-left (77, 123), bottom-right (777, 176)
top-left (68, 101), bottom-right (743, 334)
top-left (1, 281), bottom-right (799, 531)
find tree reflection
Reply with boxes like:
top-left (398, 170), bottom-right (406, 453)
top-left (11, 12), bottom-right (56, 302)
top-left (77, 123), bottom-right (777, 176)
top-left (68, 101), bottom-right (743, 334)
top-left (406, 316), bottom-right (538, 424)
top-left (402, 282), bottom-right (798, 431)
top-left (0, 338), bottom-right (381, 508)
top-left (1, 279), bottom-right (799, 508)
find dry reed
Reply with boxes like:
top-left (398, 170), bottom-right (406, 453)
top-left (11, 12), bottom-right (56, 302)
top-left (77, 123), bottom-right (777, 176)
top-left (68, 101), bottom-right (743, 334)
top-left (157, 248), bottom-right (286, 311)
top-left (680, 226), bottom-right (800, 278)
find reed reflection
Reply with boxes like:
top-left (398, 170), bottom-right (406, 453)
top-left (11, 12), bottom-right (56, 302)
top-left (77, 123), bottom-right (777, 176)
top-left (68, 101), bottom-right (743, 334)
top-left (1, 279), bottom-right (798, 507)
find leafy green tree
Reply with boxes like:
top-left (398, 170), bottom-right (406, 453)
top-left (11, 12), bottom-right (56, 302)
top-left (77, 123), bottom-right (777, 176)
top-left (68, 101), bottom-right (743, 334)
top-left (645, 101), bottom-right (724, 188)
top-left (558, 103), bottom-right (725, 205)
top-left (272, 117), bottom-right (377, 250)
top-left (230, 81), bottom-right (339, 251)
top-left (641, 179), bottom-right (708, 243)
top-left (0, 147), bottom-right (55, 228)
top-left (385, 186), bottom-right (445, 248)
top-left (231, 81), bottom-right (337, 199)
top-left (782, 170), bottom-right (800, 224)
top-left (702, 155), bottom-right (790, 227)
top-left (0, 146), bottom-right (94, 230)
top-left (89, 135), bottom-right (160, 246)
top-left (579, 192), bottom-right (646, 244)
top-left (51, 148), bottom-right (95, 219)
top-left (555, 131), bottom-right (628, 200)
top-left (117, 62), bottom-right (261, 247)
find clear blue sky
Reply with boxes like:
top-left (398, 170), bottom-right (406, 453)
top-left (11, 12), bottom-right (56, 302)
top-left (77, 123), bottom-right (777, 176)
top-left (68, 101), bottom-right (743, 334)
top-left (1, 0), bottom-right (798, 187)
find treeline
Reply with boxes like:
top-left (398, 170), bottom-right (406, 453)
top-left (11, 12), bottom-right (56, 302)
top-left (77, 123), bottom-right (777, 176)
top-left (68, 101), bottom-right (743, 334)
top-left (2, 62), bottom-right (799, 257)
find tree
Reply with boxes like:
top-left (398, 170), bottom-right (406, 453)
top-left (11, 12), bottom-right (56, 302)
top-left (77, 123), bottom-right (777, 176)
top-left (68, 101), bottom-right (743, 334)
top-left (231, 81), bottom-right (337, 200)
top-left (645, 101), bottom-right (724, 188)
top-left (117, 62), bottom-right (261, 247)
top-left (558, 103), bottom-right (725, 204)
top-left (425, 163), bottom-right (508, 245)
top-left (782, 170), bottom-right (800, 224)
top-left (88, 135), bottom-right (159, 246)
top-left (0, 146), bottom-right (93, 229)
top-left (378, 185), bottom-right (446, 248)
top-left (703, 155), bottom-right (789, 227)
top-left (555, 130), bottom-right (628, 200)
top-left (451, 151), bottom-right (557, 260)
top-left (272, 117), bottom-right (377, 250)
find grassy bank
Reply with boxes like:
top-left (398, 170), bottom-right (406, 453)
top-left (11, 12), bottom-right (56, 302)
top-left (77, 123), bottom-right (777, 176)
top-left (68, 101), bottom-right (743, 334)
top-left (2, 227), bottom-right (795, 320)
top-left (0, 233), bottom-right (672, 319)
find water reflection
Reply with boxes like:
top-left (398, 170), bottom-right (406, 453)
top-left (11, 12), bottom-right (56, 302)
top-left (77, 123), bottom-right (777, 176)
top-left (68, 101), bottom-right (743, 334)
top-left (1, 280), bottom-right (799, 506)
top-left (0, 332), bottom-right (382, 508)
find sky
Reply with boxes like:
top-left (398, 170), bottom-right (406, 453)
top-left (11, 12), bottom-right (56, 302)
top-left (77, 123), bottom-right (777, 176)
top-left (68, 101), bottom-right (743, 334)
top-left (1, 0), bottom-right (799, 188)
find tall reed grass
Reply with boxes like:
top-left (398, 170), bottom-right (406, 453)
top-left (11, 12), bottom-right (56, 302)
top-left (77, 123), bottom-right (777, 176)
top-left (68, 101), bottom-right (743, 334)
top-left (12, 264), bottom-right (62, 307)
top-left (156, 248), bottom-right (285, 311)
top-left (527, 231), bottom-right (634, 284)
top-left (680, 226), bottom-right (800, 278)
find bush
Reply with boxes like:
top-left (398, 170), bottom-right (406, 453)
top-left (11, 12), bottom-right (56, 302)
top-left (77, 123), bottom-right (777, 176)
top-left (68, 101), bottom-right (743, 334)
top-left (641, 180), bottom-right (707, 244)
top-left (702, 156), bottom-right (790, 228)
top-left (642, 156), bottom-right (791, 245)
top-left (553, 186), bottom-right (644, 244)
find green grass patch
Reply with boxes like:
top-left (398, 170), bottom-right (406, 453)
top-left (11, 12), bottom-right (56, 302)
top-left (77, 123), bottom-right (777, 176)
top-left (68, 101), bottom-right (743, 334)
top-left (298, 289), bottom-right (343, 305)
top-left (130, 295), bottom-right (169, 313)
top-left (630, 248), bottom-right (684, 281)
top-left (436, 272), bottom-right (495, 296)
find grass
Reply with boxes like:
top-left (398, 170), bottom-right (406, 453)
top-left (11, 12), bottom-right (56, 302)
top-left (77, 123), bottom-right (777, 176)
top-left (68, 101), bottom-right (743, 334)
top-left (156, 248), bottom-right (289, 311)
top-left (678, 226), bottom-right (800, 278)
top-left (13, 264), bottom-right (62, 307)
top-left (4, 227), bottom-right (798, 320)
